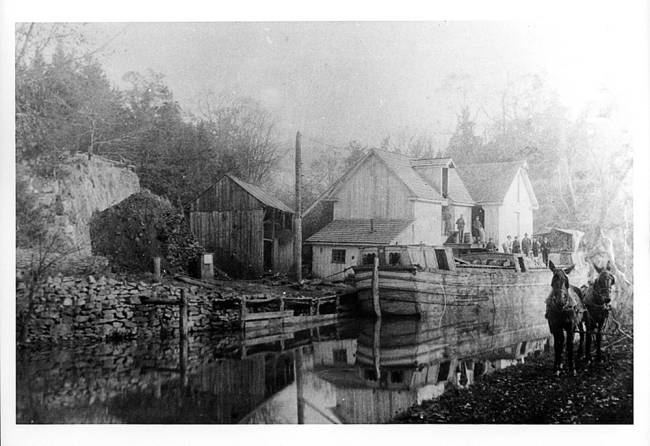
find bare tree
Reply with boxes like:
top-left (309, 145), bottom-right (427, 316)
top-left (199, 95), bottom-right (281, 185)
top-left (17, 231), bottom-right (80, 344)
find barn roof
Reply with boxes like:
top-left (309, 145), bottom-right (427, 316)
top-left (226, 175), bottom-right (294, 213)
top-left (372, 150), bottom-right (439, 200)
top-left (456, 161), bottom-right (529, 204)
top-left (305, 219), bottom-right (414, 245)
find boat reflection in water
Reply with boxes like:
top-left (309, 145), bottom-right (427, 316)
top-left (17, 306), bottom-right (550, 424)
top-left (245, 308), bottom-right (549, 424)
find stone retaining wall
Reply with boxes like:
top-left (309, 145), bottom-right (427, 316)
top-left (16, 332), bottom-right (242, 423)
top-left (17, 275), bottom-right (241, 345)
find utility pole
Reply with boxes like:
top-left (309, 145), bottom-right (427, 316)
top-left (294, 131), bottom-right (303, 282)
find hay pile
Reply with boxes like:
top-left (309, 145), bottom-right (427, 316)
top-left (90, 191), bottom-right (203, 274)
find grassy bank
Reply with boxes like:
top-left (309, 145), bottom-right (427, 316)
top-left (394, 330), bottom-right (633, 424)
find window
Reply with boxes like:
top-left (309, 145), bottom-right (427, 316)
top-left (388, 252), bottom-right (401, 265)
top-left (362, 252), bottom-right (376, 265)
top-left (437, 360), bottom-right (451, 382)
top-left (390, 370), bottom-right (404, 383)
top-left (333, 349), bottom-right (348, 364)
top-left (331, 249), bottom-right (346, 264)
top-left (364, 369), bottom-right (377, 381)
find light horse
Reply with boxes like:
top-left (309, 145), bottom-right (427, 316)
top-left (545, 261), bottom-right (583, 375)
top-left (579, 261), bottom-right (616, 362)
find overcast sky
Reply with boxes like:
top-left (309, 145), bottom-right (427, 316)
top-left (73, 21), bottom-right (643, 154)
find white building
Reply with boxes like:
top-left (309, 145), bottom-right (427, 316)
top-left (304, 149), bottom-right (538, 280)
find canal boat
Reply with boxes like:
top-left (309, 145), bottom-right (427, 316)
top-left (352, 245), bottom-right (566, 317)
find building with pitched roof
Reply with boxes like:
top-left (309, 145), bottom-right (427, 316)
top-left (188, 174), bottom-right (294, 276)
top-left (304, 149), bottom-right (537, 280)
top-left (456, 160), bottom-right (538, 245)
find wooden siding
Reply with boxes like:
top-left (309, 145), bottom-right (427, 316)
top-left (332, 155), bottom-right (414, 219)
top-left (498, 171), bottom-right (534, 241)
top-left (190, 210), bottom-right (264, 274)
top-left (273, 236), bottom-right (294, 273)
top-left (311, 245), bottom-right (360, 280)
top-left (191, 177), bottom-right (262, 212)
top-left (483, 205), bottom-right (500, 245)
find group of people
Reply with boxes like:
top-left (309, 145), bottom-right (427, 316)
top-left (501, 233), bottom-right (551, 264)
top-left (450, 214), bottom-right (551, 265)
top-left (453, 214), bottom-right (486, 245)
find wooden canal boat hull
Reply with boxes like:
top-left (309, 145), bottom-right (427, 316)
top-left (353, 266), bottom-right (552, 317)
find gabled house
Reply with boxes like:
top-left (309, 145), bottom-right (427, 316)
top-left (456, 160), bottom-right (538, 245)
top-left (304, 149), bottom-right (538, 280)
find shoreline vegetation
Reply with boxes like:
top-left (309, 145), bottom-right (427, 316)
top-left (393, 326), bottom-right (633, 424)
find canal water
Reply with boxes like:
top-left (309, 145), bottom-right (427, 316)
top-left (17, 306), bottom-right (550, 424)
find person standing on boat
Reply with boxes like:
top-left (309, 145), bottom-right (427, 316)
top-left (532, 236), bottom-right (540, 258)
top-left (522, 233), bottom-right (532, 256)
top-left (502, 235), bottom-right (512, 253)
top-left (473, 216), bottom-right (485, 245)
top-left (541, 236), bottom-right (551, 266)
top-left (456, 214), bottom-right (466, 243)
top-left (486, 238), bottom-right (497, 251)
top-left (512, 236), bottom-right (521, 254)
top-left (442, 206), bottom-right (452, 236)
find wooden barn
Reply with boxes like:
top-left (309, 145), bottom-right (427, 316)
top-left (188, 174), bottom-right (294, 276)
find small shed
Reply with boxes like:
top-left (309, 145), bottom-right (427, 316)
top-left (535, 228), bottom-right (584, 253)
top-left (535, 228), bottom-right (585, 266)
top-left (188, 174), bottom-right (294, 277)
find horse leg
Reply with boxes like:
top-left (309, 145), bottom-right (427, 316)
top-left (553, 329), bottom-right (564, 375)
top-left (585, 320), bottom-right (593, 364)
top-left (595, 321), bottom-right (604, 361)
top-left (566, 326), bottom-right (576, 375)
top-left (576, 318), bottom-right (585, 360)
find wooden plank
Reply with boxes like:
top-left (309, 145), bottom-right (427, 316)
top-left (174, 275), bottom-right (220, 289)
top-left (242, 332), bottom-right (293, 347)
top-left (283, 313), bottom-right (337, 325)
top-left (243, 310), bottom-right (294, 321)
top-left (244, 318), bottom-right (284, 330)
top-left (245, 297), bottom-right (282, 304)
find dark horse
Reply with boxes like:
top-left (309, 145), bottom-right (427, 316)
top-left (579, 261), bottom-right (616, 362)
top-left (545, 261), bottom-right (582, 375)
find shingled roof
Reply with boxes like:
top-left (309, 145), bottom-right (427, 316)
top-left (227, 175), bottom-right (294, 213)
top-left (305, 219), bottom-right (414, 245)
top-left (456, 161), bottom-right (528, 204)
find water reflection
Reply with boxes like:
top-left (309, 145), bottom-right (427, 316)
top-left (17, 306), bottom-right (550, 424)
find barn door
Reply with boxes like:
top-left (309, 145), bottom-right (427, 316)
top-left (471, 206), bottom-right (485, 241)
top-left (263, 240), bottom-right (273, 272)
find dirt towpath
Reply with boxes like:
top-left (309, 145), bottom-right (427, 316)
top-left (394, 330), bottom-right (633, 424)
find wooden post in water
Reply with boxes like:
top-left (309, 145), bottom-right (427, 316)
top-left (372, 256), bottom-right (381, 318)
top-left (373, 317), bottom-right (381, 383)
top-left (179, 288), bottom-right (188, 339)
top-left (179, 328), bottom-right (189, 388)
top-left (294, 131), bottom-right (303, 282)
top-left (240, 296), bottom-right (248, 330)
top-left (153, 256), bottom-right (161, 282)
top-left (294, 347), bottom-right (305, 424)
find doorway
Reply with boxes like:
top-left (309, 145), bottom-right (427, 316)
top-left (263, 240), bottom-right (273, 272)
